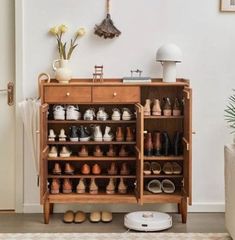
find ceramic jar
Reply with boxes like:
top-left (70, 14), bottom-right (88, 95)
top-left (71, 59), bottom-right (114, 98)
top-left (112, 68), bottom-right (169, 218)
top-left (53, 59), bottom-right (72, 83)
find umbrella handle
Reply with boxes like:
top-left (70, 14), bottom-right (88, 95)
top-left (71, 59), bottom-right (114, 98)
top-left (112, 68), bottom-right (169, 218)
top-left (107, 0), bottom-right (110, 14)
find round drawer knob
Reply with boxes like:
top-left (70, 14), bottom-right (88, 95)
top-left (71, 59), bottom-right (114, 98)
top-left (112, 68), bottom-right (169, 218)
top-left (113, 92), bottom-right (117, 97)
top-left (66, 92), bottom-right (70, 97)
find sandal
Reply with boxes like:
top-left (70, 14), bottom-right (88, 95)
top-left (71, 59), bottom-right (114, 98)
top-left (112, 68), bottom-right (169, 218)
top-left (162, 179), bottom-right (175, 193)
top-left (147, 179), bottom-right (162, 194)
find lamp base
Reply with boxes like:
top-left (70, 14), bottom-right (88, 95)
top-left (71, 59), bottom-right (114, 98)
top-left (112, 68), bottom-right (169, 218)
top-left (162, 62), bottom-right (177, 82)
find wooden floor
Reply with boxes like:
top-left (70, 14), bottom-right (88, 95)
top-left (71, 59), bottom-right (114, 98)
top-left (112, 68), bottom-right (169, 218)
top-left (0, 213), bottom-right (226, 233)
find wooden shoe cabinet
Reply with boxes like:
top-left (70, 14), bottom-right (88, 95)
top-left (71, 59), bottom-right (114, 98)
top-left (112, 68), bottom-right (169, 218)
top-left (39, 79), bottom-right (192, 224)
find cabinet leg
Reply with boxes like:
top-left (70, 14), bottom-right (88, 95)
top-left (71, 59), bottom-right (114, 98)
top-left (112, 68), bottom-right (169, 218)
top-left (177, 203), bottom-right (181, 214)
top-left (181, 197), bottom-right (188, 224)
top-left (43, 200), bottom-right (50, 224)
top-left (50, 203), bottom-right (54, 215)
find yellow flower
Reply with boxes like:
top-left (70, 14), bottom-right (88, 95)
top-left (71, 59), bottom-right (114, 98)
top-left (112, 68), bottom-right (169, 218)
top-left (59, 24), bottom-right (68, 33)
top-left (49, 26), bottom-right (59, 35)
top-left (76, 27), bottom-right (86, 37)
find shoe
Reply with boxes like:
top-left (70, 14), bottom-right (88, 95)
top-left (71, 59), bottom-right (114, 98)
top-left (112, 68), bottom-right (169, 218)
top-left (118, 178), bottom-right (127, 194)
top-left (161, 131), bottom-right (171, 156)
top-left (162, 179), bottom-right (175, 193)
top-left (64, 163), bottom-right (75, 175)
top-left (144, 162), bottom-right (151, 175)
top-left (81, 164), bottom-right (90, 175)
top-left (93, 125), bottom-right (103, 141)
top-left (53, 105), bottom-right (65, 120)
top-left (66, 105), bottom-right (81, 120)
top-left (69, 126), bottom-right (79, 142)
top-left (89, 178), bottom-right (98, 194)
top-left (97, 107), bottom-right (109, 121)
top-left (173, 98), bottom-right (182, 116)
top-left (50, 178), bottom-right (60, 194)
top-left (52, 163), bottom-right (62, 175)
top-left (62, 178), bottom-right (72, 194)
top-left (60, 146), bottom-right (71, 157)
top-left (76, 178), bottom-right (86, 194)
top-left (90, 211), bottom-right (101, 223)
top-left (101, 211), bottom-right (112, 223)
top-left (152, 99), bottom-right (162, 116)
top-left (144, 132), bottom-right (153, 156)
top-left (116, 127), bottom-right (124, 142)
top-left (103, 126), bottom-right (114, 142)
top-left (63, 210), bottom-right (74, 223)
top-left (173, 131), bottom-right (183, 156)
top-left (147, 179), bottom-right (162, 194)
top-left (83, 108), bottom-right (96, 121)
top-left (78, 145), bottom-right (89, 157)
top-left (79, 126), bottom-right (91, 142)
top-left (122, 108), bottom-right (133, 120)
top-left (106, 178), bottom-right (115, 194)
top-left (106, 145), bottom-right (116, 157)
top-left (108, 162), bottom-right (118, 175)
top-left (153, 131), bottom-right (162, 156)
top-left (92, 164), bottom-right (101, 175)
top-left (126, 127), bottom-right (134, 142)
top-left (172, 162), bottom-right (182, 175)
top-left (48, 129), bottom-right (56, 141)
top-left (163, 162), bottom-right (173, 175)
top-left (119, 145), bottom-right (129, 157)
top-left (163, 97), bottom-right (172, 116)
top-left (93, 145), bottom-right (103, 157)
top-left (48, 146), bottom-right (58, 158)
top-left (151, 162), bottom-right (161, 175)
top-left (112, 108), bottom-right (121, 121)
top-left (59, 129), bottom-right (67, 142)
top-left (120, 163), bottom-right (130, 175)
top-left (74, 211), bottom-right (86, 223)
top-left (144, 99), bottom-right (151, 116)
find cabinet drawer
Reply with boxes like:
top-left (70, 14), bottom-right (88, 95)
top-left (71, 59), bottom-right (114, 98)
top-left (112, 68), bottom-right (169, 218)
top-left (93, 86), bottom-right (140, 103)
top-left (44, 86), bottom-right (92, 103)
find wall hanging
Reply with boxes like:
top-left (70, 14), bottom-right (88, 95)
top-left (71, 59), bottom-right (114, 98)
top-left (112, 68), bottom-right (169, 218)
top-left (221, 0), bottom-right (235, 11)
top-left (94, 0), bottom-right (121, 39)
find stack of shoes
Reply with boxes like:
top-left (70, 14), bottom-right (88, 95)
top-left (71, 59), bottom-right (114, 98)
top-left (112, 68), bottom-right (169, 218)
top-left (147, 179), bottom-right (175, 194)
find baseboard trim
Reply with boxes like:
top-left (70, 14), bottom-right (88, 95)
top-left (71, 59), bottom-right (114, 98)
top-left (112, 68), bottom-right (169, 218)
top-left (23, 202), bottom-right (225, 213)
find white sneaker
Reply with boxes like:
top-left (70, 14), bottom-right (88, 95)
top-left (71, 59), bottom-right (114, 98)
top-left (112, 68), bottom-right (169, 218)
top-left (48, 129), bottom-right (56, 141)
top-left (122, 108), bottom-right (133, 121)
top-left (84, 108), bottom-right (96, 121)
top-left (112, 108), bottom-right (121, 121)
top-left (103, 126), bottom-right (114, 142)
top-left (60, 146), bottom-right (72, 157)
top-left (53, 105), bottom-right (65, 120)
top-left (97, 107), bottom-right (109, 121)
top-left (59, 129), bottom-right (67, 142)
top-left (66, 105), bottom-right (81, 120)
top-left (48, 146), bottom-right (58, 158)
top-left (93, 125), bottom-right (103, 141)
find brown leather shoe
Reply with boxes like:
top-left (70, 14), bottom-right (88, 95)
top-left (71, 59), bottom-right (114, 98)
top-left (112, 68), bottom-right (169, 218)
top-left (153, 131), bottom-right (162, 156)
top-left (116, 127), bottom-right (124, 142)
top-left (119, 145), bottom-right (129, 157)
top-left (108, 162), bottom-right (118, 175)
top-left (93, 145), bottom-right (103, 157)
top-left (62, 178), bottom-right (72, 194)
top-left (64, 163), bottom-right (75, 175)
top-left (163, 97), bottom-right (172, 116)
top-left (106, 145), bottom-right (116, 157)
top-left (78, 145), bottom-right (89, 157)
top-left (120, 163), bottom-right (130, 175)
top-left (51, 178), bottom-right (60, 194)
top-left (92, 164), bottom-right (101, 175)
top-left (52, 163), bottom-right (62, 175)
top-left (89, 178), bottom-right (98, 194)
top-left (126, 127), bottom-right (134, 142)
top-left (173, 98), bottom-right (182, 116)
top-left (144, 132), bottom-right (153, 156)
top-left (118, 178), bottom-right (127, 194)
top-left (76, 178), bottom-right (86, 194)
top-left (106, 178), bottom-right (115, 194)
top-left (81, 164), bottom-right (90, 175)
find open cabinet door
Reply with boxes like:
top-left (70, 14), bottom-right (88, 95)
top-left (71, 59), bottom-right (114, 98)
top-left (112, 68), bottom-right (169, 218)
top-left (135, 103), bottom-right (144, 204)
top-left (183, 88), bottom-right (192, 205)
top-left (40, 104), bottom-right (49, 204)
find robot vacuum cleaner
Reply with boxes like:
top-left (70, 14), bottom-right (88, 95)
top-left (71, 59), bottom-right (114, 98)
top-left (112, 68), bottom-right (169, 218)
top-left (124, 211), bottom-right (172, 232)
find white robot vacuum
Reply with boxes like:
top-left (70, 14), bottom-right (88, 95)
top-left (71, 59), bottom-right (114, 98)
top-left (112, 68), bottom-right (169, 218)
top-left (124, 211), bottom-right (172, 232)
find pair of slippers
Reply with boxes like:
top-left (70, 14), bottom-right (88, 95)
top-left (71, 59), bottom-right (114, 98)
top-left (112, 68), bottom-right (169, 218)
top-left (63, 210), bottom-right (112, 224)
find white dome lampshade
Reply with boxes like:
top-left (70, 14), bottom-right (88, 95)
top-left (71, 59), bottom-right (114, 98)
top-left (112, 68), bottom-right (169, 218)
top-left (156, 44), bottom-right (182, 83)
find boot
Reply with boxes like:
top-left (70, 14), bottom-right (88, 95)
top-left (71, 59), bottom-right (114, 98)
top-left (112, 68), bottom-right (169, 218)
top-left (144, 132), bottom-right (153, 156)
top-left (64, 163), bottom-right (75, 175)
top-left (119, 145), bottom-right (129, 157)
top-left (173, 98), bottom-right (182, 116)
top-left (106, 178), bottom-right (115, 194)
top-left (144, 99), bottom-right (151, 116)
top-left (161, 131), bottom-right (171, 156)
top-left (79, 125), bottom-right (91, 142)
top-left (89, 178), bottom-right (98, 194)
top-left (126, 127), bottom-right (134, 142)
top-left (69, 126), bottom-right (79, 142)
top-left (62, 178), bottom-right (72, 194)
top-left (116, 127), bottom-right (124, 142)
top-left (52, 163), bottom-right (62, 175)
top-left (173, 131), bottom-right (183, 156)
top-left (120, 163), bottom-right (130, 175)
top-left (152, 99), bottom-right (162, 116)
top-left (153, 131), bottom-right (162, 156)
top-left (106, 145), bottom-right (116, 157)
top-left (81, 164), bottom-right (90, 175)
top-left (59, 128), bottom-right (67, 142)
top-left (163, 97), bottom-right (172, 116)
top-left (51, 178), bottom-right (60, 194)
top-left (92, 164), bottom-right (101, 175)
top-left (118, 178), bottom-right (127, 194)
top-left (108, 162), bottom-right (118, 175)
top-left (78, 145), bottom-right (89, 157)
top-left (93, 145), bottom-right (103, 157)
top-left (103, 126), bottom-right (114, 142)
top-left (76, 178), bottom-right (86, 194)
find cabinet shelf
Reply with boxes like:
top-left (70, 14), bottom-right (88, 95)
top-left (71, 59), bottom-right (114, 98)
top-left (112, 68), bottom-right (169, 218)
top-left (47, 156), bottom-right (136, 161)
top-left (47, 141), bottom-right (136, 145)
top-left (144, 156), bottom-right (184, 161)
top-left (144, 116), bottom-right (184, 119)
top-left (144, 174), bottom-right (183, 178)
top-left (48, 175), bottom-right (136, 179)
top-left (48, 120), bottom-right (136, 124)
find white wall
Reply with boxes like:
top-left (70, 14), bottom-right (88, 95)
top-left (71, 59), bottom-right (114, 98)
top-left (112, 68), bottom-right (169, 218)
top-left (22, 0), bottom-right (234, 212)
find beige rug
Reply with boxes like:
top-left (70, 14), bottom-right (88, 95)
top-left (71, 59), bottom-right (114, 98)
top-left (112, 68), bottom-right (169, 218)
top-left (0, 233), bottom-right (231, 240)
